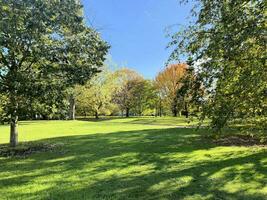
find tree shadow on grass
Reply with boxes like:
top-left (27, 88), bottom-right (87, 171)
top-left (0, 127), bottom-right (266, 200)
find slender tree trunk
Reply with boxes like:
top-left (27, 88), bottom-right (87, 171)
top-left (10, 113), bottom-right (18, 147)
top-left (126, 107), bottom-right (130, 118)
top-left (173, 108), bottom-right (178, 117)
top-left (172, 97), bottom-right (178, 117)
top-left (159, 99), bottom-right (162, 117)
top-left (69, 94), bottom-right (75, 120)
top-left (95, 111), bottom-right (99, 119)
top-left (184, 102), bottom-right (189, 118)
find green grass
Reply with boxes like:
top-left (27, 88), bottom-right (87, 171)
top-left (0, 117), bottom-right (266, 200)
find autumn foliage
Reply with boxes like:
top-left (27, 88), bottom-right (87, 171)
top-left (155, 63), bottom-right (188, 116)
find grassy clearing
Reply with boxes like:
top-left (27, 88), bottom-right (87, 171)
top-left (0, 117), bottom-right (266, 200)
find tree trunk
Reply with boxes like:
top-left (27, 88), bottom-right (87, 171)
top-left (172, 97), bottom-right (178, 117)
top-left (159, 99), bottom-right (162, 117)
top-left (10, 113), bottom-right (18, 147)
top-left (184, 102), bottom-right (189, 118)
top-left (126, 107), bottom-right (130, 118)
top-left (173, 108), bottom-right (178, 117)
top-left (9, 90), bottom-right (19, 147)
top-left (69, 94), bottom-right (76, 120)
top-left (95, 111), bottom-right (99, 119)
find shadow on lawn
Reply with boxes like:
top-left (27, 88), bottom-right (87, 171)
top-left (0, 128), bottom-right (266, 200)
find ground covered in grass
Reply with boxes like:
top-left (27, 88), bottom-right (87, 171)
top-left (0, 117), bottom-right (266, 200)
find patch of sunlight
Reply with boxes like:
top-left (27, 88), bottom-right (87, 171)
top-left (188, 147), bottom-right (257, 162)
top-left (209, 163), bottom-right (255, 180)
top-left (43, 156), bottom-right (76, 163)
top-left (260, 157), bottom-right (267, 165)
top-left (148, 176), bottom-right (193, 192)
top-left (99, 163), bottom-right (155, 178)
top-left (222, 179), bottom-right (264, 194)
top-left (182, 194), bottom-right (213, 200)
top-left (6, 182), bottom-right (53, 197)
top-left (208, 162), bottom-right (267, 195)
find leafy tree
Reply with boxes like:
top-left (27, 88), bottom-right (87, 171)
top-left (155, 63), bottom-right (188, 117)
top-left (0, 94), bottom-right (8, 123)
top-left (176, 66), bottom-right (205, 118)
top-left (76, 67), bottom-right (117, 119)
top-left (112, 68), bottom-right (143, 117)
top-left (138, 80), bottom-right (158, 116)
top-left (61, 27), bottom-right (109, 120)
top-left (169, 0), bottom-right (266, 131)
top-left (0, 0), bottom-right (108, 146)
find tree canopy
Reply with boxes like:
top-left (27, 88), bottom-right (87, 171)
top-left (0, 0), bottom-right (109, 146)
top-left (169, 0), bottom-right (267, 131)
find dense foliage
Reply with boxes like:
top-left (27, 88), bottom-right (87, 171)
top-left (155, 63), bottom-right (188, 117)
top-left (0, 0), bottom-right (109, 146)
top-left (169, 0), bottom-right (266, 131)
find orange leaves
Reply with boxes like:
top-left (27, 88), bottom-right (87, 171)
top-left (155, 63), bottom-right (188, 98)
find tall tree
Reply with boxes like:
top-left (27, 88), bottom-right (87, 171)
top-left (131, 80), bottom-right (158, 116)
top-left (76, 67), bottom-right (116, 119)
top-left (0, 0), bottom-right (109, 146)
top-left (113, 68), bottom-right (143, 117)
top-left (155, 63), bottom-right (188, 117)
top-left (176, 66), bottom-right (205, 118)
top-left (169, 0), bottom-right (266, 131)
top-left (60, 27), bottom-right (109, 120)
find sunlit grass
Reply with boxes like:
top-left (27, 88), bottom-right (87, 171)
top-left (0, 117), bottom-right (266, 200)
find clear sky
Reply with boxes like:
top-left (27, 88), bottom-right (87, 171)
top-left (82, 0), bottom-right (193, 79)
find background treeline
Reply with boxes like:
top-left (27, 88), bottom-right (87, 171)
top-left (0, 63), bottom-right (200, 120)
top-left (75, 63), bottom-right (201, 119)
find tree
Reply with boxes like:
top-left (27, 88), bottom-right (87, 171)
top-left (0, 0), bottom-right (108, 146)
top-left (113, 68), bottom-right (143, 117)
top-left (61, 27), bottom-right (109, 120)
top-left (132, 80), bottom-right (158, 116)
top-left (155, 63), bottom-right (188, 117)
top-left (76, 67), bottom-right (117, 119)
top-left (176, 66), bottom-right (205, 118)
top-left (0, 94), bottom-right (8, 124)
top-left (169, 0), bottom-right (266, 131)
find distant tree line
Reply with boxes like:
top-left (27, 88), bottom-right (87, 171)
top-left (74, 63), bottom-right (200, 119)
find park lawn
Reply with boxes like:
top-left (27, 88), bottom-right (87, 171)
top-left (0, 117), bottom-right (266, 200)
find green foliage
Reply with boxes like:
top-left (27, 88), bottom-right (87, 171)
top-left (169, 0), bottom-right (267, 131)
top-left (111, 69), bottom-right (159, 117)
top-left (176, 66), bottom-right (205, 118)
top-left (0, 94), bottom-right (8, 123)
top-left (76, 67), bottom-right (117, 118)
top-left (0, 0), bottom-right (109, 145)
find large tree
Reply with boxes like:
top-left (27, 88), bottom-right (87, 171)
top-left (76, 67), bottom-right (116, 119)
top-left (0, 0), bottom-right (108, 146)
top-left (176, 66), bottom-right (205, 118)
top-left (169, 0), bottom-right (266, 131)
top-left (60, 27), bottom-right (109, 120)
top-left (155, 63), bottom-right (188, 117)
top-left (112, 68), bottom-right (144, 117)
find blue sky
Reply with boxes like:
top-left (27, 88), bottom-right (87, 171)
top-left (82, 0), bottom-right (193, 78)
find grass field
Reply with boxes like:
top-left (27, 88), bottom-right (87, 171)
top-left (0, 117), bottom-right (266, 200)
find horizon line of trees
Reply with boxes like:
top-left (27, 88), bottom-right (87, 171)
top-left (1, 63), bottom-right (198, 121)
